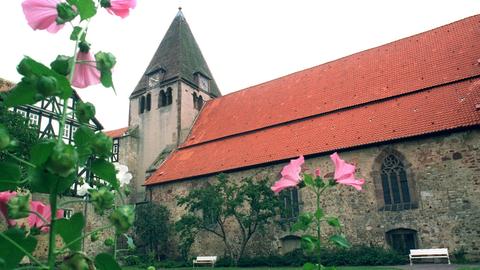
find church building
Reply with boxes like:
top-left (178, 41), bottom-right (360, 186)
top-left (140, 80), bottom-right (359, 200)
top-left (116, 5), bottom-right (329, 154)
top-left (108, 11), bottom-right (480, 258)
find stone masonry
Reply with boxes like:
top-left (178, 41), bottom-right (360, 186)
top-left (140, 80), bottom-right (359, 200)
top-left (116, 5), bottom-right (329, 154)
top-left (148, 128), bottom-right (480, 260)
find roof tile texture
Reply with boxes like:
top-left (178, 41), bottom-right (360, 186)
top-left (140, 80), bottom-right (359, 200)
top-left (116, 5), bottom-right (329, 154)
top-left (105, 127), bottom-right (128, 138)
top-left (145, 15), bottom-right (480, 185)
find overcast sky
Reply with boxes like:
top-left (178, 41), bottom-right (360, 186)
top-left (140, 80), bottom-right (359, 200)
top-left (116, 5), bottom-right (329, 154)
top-left (0, 1), bottom-right (478, 130)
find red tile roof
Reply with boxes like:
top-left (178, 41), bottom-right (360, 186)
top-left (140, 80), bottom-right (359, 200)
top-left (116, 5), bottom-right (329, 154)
top-left (105, 127), bottom-right (129, 138)
top-left (0, 78), bottom-right (14, 92)
top-left (145, 15), bottom-right (480, 186)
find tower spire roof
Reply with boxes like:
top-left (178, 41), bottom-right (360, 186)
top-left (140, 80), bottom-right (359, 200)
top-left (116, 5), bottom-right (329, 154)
top-left (131, 10), bottom-right (220, 98)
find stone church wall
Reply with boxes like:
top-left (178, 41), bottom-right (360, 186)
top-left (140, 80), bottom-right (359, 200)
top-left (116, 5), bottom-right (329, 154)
top-left (149, 128), bottom-right (480, 260)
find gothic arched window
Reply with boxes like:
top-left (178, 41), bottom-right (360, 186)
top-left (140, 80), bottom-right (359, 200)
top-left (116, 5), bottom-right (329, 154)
top-left (159, 90), bottom-right (166, 107)
top-left (386, 228), bottom-right (418, 255)
top-left (381, 154), bottom-right (410, 206)
top-left (280, 188), bottom-right (300, 220)
top-left (166, 88), bottom-right (173, 105)
top-left (373, 149), bottom-right (418, 211)
top-left (146, 93), bottom-right (151, 111)
top-left (192, 93), bottom-right (198, 109)
top-left (139, 96), bottom-right (145, 114)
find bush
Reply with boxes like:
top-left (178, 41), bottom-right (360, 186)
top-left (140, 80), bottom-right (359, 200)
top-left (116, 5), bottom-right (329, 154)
top-left (220, 245), bottom-right (407, 267)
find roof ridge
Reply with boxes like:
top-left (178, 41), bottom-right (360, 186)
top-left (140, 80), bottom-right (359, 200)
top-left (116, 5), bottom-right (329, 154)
top-left (212, 14), bottom-right (480, 100)
top-left (180, 74), bottom-right (480, 150)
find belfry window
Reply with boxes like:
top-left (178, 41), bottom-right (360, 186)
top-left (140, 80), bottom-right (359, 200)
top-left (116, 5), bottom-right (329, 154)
top-left (166, 88), bottom-right (173, 105)
top-left (193, 93), bottom-right (204, 110)
top-left (139, 96), bottom-right (145, 114)
top-left (386, 229), bottom-right (418, 255)
top-left (280, 188), bottom-right (299, 220)
top-left (146, 93), bottom-right (151, 111)
top-left (159, 90), bottom-right (167, 107)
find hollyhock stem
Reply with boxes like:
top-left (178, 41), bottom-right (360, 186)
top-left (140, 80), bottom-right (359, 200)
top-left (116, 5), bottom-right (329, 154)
top-left (315, 187), bottom-right (322, 270)
top-left (47, 189), bottom-right (58, 269)
top-left (5, 152), bottom-right (36, 168)
top-left (29, 210), bottom-right (49, 225)
top-left (0, 231), bottom-right (47, 268)
top-left (48, 24), bottom-right (87, 269)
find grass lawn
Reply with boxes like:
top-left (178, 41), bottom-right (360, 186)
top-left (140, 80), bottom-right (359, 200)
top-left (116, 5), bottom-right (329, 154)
top-left (123, 267), bottom-right (401, 270)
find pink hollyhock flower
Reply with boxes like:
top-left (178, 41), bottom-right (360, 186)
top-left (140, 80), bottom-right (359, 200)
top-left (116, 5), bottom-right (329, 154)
top-left (72, 51), bottom-right (101, 88)
top-left (0, 191), bottom-right (63, 232)
top-left (271, 156), bottom-right (304, 194)
top-left (29, 201), bottom-right (64, 232)
top-left (22, 0), bottom-right (64, 33)
top-left (330, 152), bottom-right (365, 191)
top-left (107, 0), bottom-right (137, 18)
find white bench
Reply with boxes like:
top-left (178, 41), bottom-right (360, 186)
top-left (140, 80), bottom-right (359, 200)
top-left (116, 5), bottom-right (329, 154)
top-left (409, 248), bottom-right (450, 265)
top-left (193, 256), bottom-right (217, 268)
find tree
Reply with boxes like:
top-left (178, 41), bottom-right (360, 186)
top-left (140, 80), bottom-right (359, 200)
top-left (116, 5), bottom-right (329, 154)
top-left (0, 100), bottom-right (39, 173)
top-left (176, 174), bottom-right (280, 265)
top-left (134, 202), bottom-right (171, 260)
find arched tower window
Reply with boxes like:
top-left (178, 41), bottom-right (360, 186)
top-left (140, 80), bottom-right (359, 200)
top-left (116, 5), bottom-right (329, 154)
top-left (146, 93), bottom-right (151, 111)
top-left (373, 149), bottom-right (418, 211)
top-left (197, 95), bottom-right (203, 110)
top-left (192, 93), bottom-right (198, 109)
top-left (386, 228), bottom-right (418, 254)
top-left (159, 90), bottom-right (166, 107)
top-left (139, 96), bottom-right (145, 114)
top-left (166, 88), bottom-right (173, 105)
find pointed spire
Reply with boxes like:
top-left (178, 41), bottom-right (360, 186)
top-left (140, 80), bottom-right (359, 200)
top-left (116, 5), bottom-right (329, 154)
top-left (131, 9), bottom-right (221, 98)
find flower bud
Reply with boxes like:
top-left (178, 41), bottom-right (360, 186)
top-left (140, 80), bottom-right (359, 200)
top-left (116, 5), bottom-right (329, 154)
top-left (92, 132), bottom-right (112, 158)
top-left (90, 187), bottom-right (114, 215)
top-left (59, 252), bottom-right (92, 270)
top-left (0, 125), bottom-right (11, 150)
top-left (45, 143), bottom-right (78, 177)
top-left (7, 193), bottom-right (30, 219)
top-left (78, 41), bottom-right (91, 53)
top-left (56, 3), bottom-right (77, 24)
top-left (90, 231), bottom-right (99, 242)
top-left (37, 76), bottom-right (59, 97)
top-left (100, 0), bottom-right (111, 8)
top-left (109, 205), bottom-right (135, 233)
top-left (104, 237), bottom-right (114, 247)
top-left (75, 102), bottom-right (96, 124)
top-left (51, 55), bottom-right (72, 76)
top-left (17, 58), bottom-right (33, 77)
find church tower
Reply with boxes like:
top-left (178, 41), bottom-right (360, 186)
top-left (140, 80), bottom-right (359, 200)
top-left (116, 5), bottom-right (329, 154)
top-left (127, 9), bottom-right (221, 201)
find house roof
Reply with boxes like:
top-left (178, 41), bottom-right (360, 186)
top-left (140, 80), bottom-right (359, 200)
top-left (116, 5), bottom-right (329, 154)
top-left (105, 127), bottom-right (129, 138)
top-left (0, 78), bottom-right (15, 92)
top-left (130, 10), bottom-right (221, 98)
top-left (145, 15), bottom-right (480, 186)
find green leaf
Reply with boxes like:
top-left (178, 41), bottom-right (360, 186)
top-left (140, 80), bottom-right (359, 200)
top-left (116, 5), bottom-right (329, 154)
top-left (301, 235), bottom-right (318, 251)
top-left (303, 173), bottom-right (314, 187)
top-left (3, 81), bottom-right (37, 108)
top-left (50, 55), bottom-right (72, 76)
top-left (30, 140), bottom-right (55, 166)
top-left (66, 0), bottom-right (78, 6)
top-left (292, 212), bottom-right (313, 232)
top-left (0, 228), bottom-right (37, 269)
top-left (57, 212), bottom-right (85, 251)
top-left (94, 253), bottom-right (121, 270)
top-left (0, 162), bottom-right (21, 191)
top-left (56, 3), bottom-right (78, 24)
top-left (326, 217), bottom-right (341, 228)
top-left (76, 0), bottom-right (97, 20)
top-left (329, 234), bottom-right (351, 248)
top-left (124, 234), bottom-right (136, 250)
top-left (95, 51), bottom-right (116, 71)
top-left (74, 126), bottom-right (94, 164)
top-left (100, 69), bottom-right (115, 91)
top-left (29, 166), bottom-right (76, 194)
top-left (314, 208), bottom-right (324, 220)
top-left (314, 176), bottom-right (326, 188)
top-left (70, 26), bottom-right (83, 41)
top-left (303, 262), bottom-right (315, 270)
top-left (90, 159), bottom-right (119, 189)
top-left (15, 57), bottom-right (73, 99)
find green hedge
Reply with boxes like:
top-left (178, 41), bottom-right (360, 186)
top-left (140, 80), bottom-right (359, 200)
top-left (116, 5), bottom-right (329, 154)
top-left (216, 246), bottom-right (407, 267)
